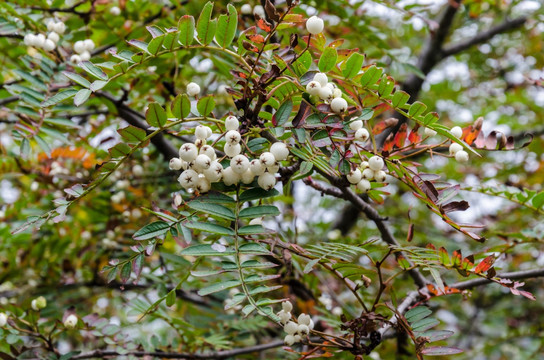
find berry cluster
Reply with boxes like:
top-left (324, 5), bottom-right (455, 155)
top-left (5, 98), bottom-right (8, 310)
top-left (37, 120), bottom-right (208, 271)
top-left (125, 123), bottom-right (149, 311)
top-left (306, 72), bottom-right (348, 114)
top-left (346, 155), bottom-right (388, 192)
top-left (240, 3), bottom-right (265, 18)
top-left (23, 19), bottom-right (65, 52)
top-left (30, 296), bottom-right (47, 311)
top-left (71, 39), bottom-right (95, 63)
top-left (449, 126), bottom-right (469, 162)
top-left (277, 301), bottom-right (315, 346)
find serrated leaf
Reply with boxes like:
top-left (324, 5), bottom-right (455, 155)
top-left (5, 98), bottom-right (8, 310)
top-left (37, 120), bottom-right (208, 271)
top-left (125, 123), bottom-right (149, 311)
top-left (178, 15), bottom-right (195, 46)
top-left (133, 221), bottom-right (170, 240)
top-left (184, 221), bottom-right (235, 236)
top-left (62, 71), bottom-right (91, 88)
top-left (180, 244), bottom-right (235, 256)
top-left (74, 89), bottom-right (91, 107)
top-left (79, 61), bottom-right (108, 80)
top-left (197, 1), bottom-right (217, 45)
top-left (146, 102), bottom-right (167, 127)
top-left (239, 205), bottom-right (280, 218)
top-left (41, 89), bottom-right (78, 107)
top-left (318, 46), bottom-right (338, 72)
top-left (187, 200), bottom-right (235, 220)
top-left (197, 95), bottom-right (216, 116)
top-left (215, 4), bottom-right (237, 48)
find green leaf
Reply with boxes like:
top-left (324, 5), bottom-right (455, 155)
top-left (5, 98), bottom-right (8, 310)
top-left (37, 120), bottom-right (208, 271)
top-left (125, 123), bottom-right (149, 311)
top-left (405, 306), bottom-right (432, 323)
top-left (178, 15), bottom-right (195, 46)
top-left (238, 225), bottom-right (267, 235)
top-left (411, 317), bottom-right (440, 332)
top-left (172, 94), bottom-right (191, 119)
top-left (303, 258), bottom-right (320, 274)
top-left (215, 4), bottom-right (237, 48)
top-left (198, 279), bottom-right (241, 296)
top-left (239, 243), bottom-right (270, 255)
top-left (360, 65), bottom-right (383, 87)
top-left (120, 262), bottom-right (131, 283)
top-left (318, 46), bottom-right (338, 72)
top-left (184, 221), bottom-right (235, 236)
top-left (197, 95), bottom-right (216, 116)
top-left (79, 61), bottom-right (108, 81)
top-left (148, 35), bottom-right (165, 55)
top-left (127, 39), bottom-right (150, 54)
top-left (196, 192), bottom-right (235, 204)
top-left (187, 200), bottom-right (236, 220)
top-left (239, 205), bottom-right (280, 218)
top-left (165, 289), bottom-right (176, 306)
top-left (108, 142), bottom-right (132, 158)
top-left (118, 125), bottom-right (147, 143)
top-left (239, 187), bottom-right (279, 202)
top-left (392, 90), bottom-right (410, 108)
top-left (90, 80), bottom-right (108, 92)
top-left (74, 89), bottom-right (91, 107)
top-left (62, 71), bottom-right (91, 88)
top-left (180, 244), bottom-right (235, 256)
top-left (273, 99), bottom-right (293, 127)
top-left (421, 346), bottom-right (463, 355)
top-left (41, 89), bottom-right (79, 107)
top-left (408, 101), bottom-right (427, 118)
top-left (197, 1), bottom-right (217, 45)
top-left (146, 102), bottom-right (167, 128)
top-left (133, 221), bottom-right (170, 240)
top-left (532, 192), bottom-right (544, 209)
top-left (35, 135), bottom-right (51, 157)
top-left (342, 52), bottom-right (365, 79)
top-left (13, 69), bottom-right (47, 91)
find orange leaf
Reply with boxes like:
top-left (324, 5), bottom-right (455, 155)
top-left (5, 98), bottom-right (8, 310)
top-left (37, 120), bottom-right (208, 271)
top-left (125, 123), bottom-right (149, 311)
top-left (474, 255), bottom-right (495, 274)
top-left (394, 123), bottom-right (408, 148)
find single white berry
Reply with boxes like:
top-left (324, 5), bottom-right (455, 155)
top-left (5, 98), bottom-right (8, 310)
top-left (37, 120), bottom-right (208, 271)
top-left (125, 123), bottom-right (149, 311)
top-left (298, 313), bottom-right (311, 326)
top-left (179, 143), bottom-right (198, 162)
top-left (222, 167), bottom-right (240, 186)
top-left (284, 334), bottom-right (296, 346)
top-left (333, 88), bottom-right (342, 99)
top-left (330, 97), bottom-right (348, 113)
top-left (53, 22), bottom-right (66, 34)
top-left (70, 54), bottom-right (81, 63)
top-left (194, 138), bottom-right (206, 148)
top-left (47, 32), bottom-right (60, 43)
top-left (169, 157), bottom-right (183, 170)
top-left (230, 154), bottom-right (250, 174)
top-left (240, 4), bottom-right (252, 14)
top-left (199, 145), bottom-right (216, 160)
top-left (241, 169), bottom-right (255, 184)
top-left (195, 177), bottom-right (211, 193)
top-left (74, 40), bottom-right (85, 54)
top-left (225, 130), bottom-right (241, 145)
top-left (83, 39), bottom-right (95, 51)
top-left (368, 156), bottom-right (384, 171)
top-left (326, 82), bottom-right (337, 90)
top-left (224, 143), bottom-right (241, 158)
top-left (270, 142), bottom-right (289, 161)
top-left (306, 15), bottom-right (324, 35)
top-left (278, 310), bottom-right (291, 324)
top-left (360, 161), bottom-right (369, 169)
top-left (308, 319), bottom-right (315, 330)
top-left (349, 119), bottom-right (363, 131)
top-left (249, 217), bottom-right (263, 225)
top-left (64, 314), bottom-right (78, 329)
top-left (357, 179), bottom-right (371, 192)
top-left (284, 321), bottom-right (298, 335)
top-left (313, 73), bottom-right (328, 86)
top-left (0, 312), bottom-right (7, 327)
top-left (306, 81), bottom-right (321, 96)
top-left (195, 125), bottom-right (211, 140)
top-left (79, 51), bottom-right (91, 61)
top-left (203, 161), bottom-right (223, 182)
top-left (282, 301), bottom-right (293, 312)
top-left (43, 39), bottom-right (56, 51)
top-left (187, 82), bottom-right (201, 96)
top-left (250, 159), bottom-right (265, 176)
top-left (195, 154), bottom-right (212, 171)
top-left (267, 162), bottom-right (280, 174)
top-left (24, 34), bottom-right (36, 46)
top-left (178, 169), bottom-right (198, 189)
top-left (318, 86), bottom-right (333, 101)
top-left (35, 34), bottom-right (46, 48)
top-left (347, 169), bottom-right (362, 184)
top-left (225, 115), bottom-right (239, 131)
top-left (362, 168), bottom-right (374, 180)
top-left (294, 334), bottom-right (302, 342)
top-left (174, 194), bottom-right (183, 207)
top-left (253, 5), bottom-right (265, 17)
top-left (258, 172), bottom-right (276, 190)
top-left (46, 20), bottom-right (56, 32)
top-left (110, 6), bottom-right (121, 15)
top-left (132, 164), bottom-right (144, 176)
top-left (259, 152), bottom-right (276, 167)
top-left (355, 128), bottom-right (369, 141)
top-left (424, 127), bottom-right (437, 137)
top-left (374, 170), bottom-right (387, 183)
top-left (298, 324), bottom-right (310, 335)
top-left (455, 150), bottom-right (469, 162)
top-left (450, 126), bottom-right (463, 139)
top-left (449, 143), bottom-right (463, 155)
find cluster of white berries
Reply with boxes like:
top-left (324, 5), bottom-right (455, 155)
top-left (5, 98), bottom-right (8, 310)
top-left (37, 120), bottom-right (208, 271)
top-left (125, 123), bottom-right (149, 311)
top-left (171, 115), bottom-right (288, 193)
top-left (240, 4), bottom-right (265, 18)
top-left (70, 39), bottom-right (95, 63)
top-left (277, 301), bottom-right (315, 346)
top-left (448, 126), bottom-right (469, 162)
top-left (346, 155), bottom-right (387, 192)
top-left (306, 72), bottom-right (348, 114)
top-left (31, 296), bottom-right (47, 311)
top-left (23, 19), bottom-right (66, 52)
top-left (349, 118), bottom-right (370, 142)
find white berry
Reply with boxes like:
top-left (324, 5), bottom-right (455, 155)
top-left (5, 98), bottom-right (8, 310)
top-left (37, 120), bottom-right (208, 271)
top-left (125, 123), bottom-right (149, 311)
top-left (199, 145), bottom-right (216, 160)
top-left (24, 34), bottom-right (36, 46)
top-left (258, 172), bottom-right (276, 190)
top-left (298, 324), bottom-right (310, 335)
top-left (333, 88), bottom-right (342, 99)
top-left (43, 39), bottom-right (56, 51)
top-left (455, 150), bottom-right (469, 162)
top-left (47, 32), bottom-right (60, 43)
top-left (282, 301), bottom-right (293, 312)
top-left (195, 177), bottom-right (211, 193)
top-left (241, 169), bottom-right (255, 184)
top-left (313, 73), bottom-right (328, 86)
top-left (362, 168), bottom-right (374, 180)
top-left (306, 81), bottom-right (321, 96)
top-left (318, 86), bottom-right (333, 101)
top-left (306, 15), bottom-right (324, 35)
top-left (195, 125), bottom-right (211, 140)
top-left (347, 169), bottom-right (362, 184)
top-left (70, 54), bottom-right (81, 63)
top-left (349, 119), bottom-right (363, 131)
top-left (225, 130), bottom-right (241, 145)
top-left (80, 51), bottom-right (91, 61)
top-left (240, 4), bottom-right (252, 14)
top-left (449, 143), bottom-right (463, 155)
top-left (83, 39), bottom-right (95, 51)
top-left (270, 142), bottom-right (289, 161)
top-left (253, 5), bottom-right (265, 17)
top-left (187, 82), bottom-right (201, 96)
top-left (368, 156), bottom-right (384, 171)
top-left (284, 321), bottom-right (298, 335)
top-left (179, 143), bottom-right (198, 162)
top-left (64, 314), bottom-right (78, 329)
top-left (357, 179), bottom-right (371, 192)
top-left (278, 310), bottom-right (291, 324)
top-left (35, 34), bottom-right (46, 48)
top-left (230, 154), bottom-right (250, 174)
top-left (203, 161), bottom-right (223, 182)
top-left (222, 167), bottom-right (240, 186)
top-left (132, 164), bottom-right (144, 176)
top-left (110, 6), bottom-right (121, 15)
top-left (259, 152), bottom-right (276, 167)
top-left (374, 170), bottom-right (387, 183)
top-left (195, 154), bottom-right (212, 171)
top-left (298, 313), bottom-right (311, 326)
top-left (0, 313), bottom-right (7, 327)
top-left (424, 127), bottom-right (437, 137)
top-left (330, 97), bottom-right (348, 113)
top-left (450, 126), bottom-right (463, 139)
top-left (284, 334), bottom-right (296, 346)
top-left (225, 115), bottom-right (239, 131)
top-left (178, 169), bottom-right (198, 189)
top-left (250, 159), bottom-right (265, 176)
top-left (53, 22), bottom-right (66, 34)
top-left (355, 128), bottom-right (369, 141)
top-left (224, 143), bottom-right (241, 157)
top-left (169, 157), bottom-right (183, 170)
top-left (74, 40), bottom-right (85, 54)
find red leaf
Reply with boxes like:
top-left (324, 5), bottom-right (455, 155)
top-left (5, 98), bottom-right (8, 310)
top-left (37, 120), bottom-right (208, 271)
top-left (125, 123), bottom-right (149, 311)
top-left (255, 14), bottom-right (272, 32)
top-left (247, 34), bottom-right (265, 44)
top-left (408, 128), bottom-right (421, 144)
top-left (394, 123), bottom-right (408, 148)
top-left (372, 118), bottom-right (398, 135)
top-left (452, 250), bottom-right (462, 267)
top-left (474, 255), bottom-right (495, 274)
